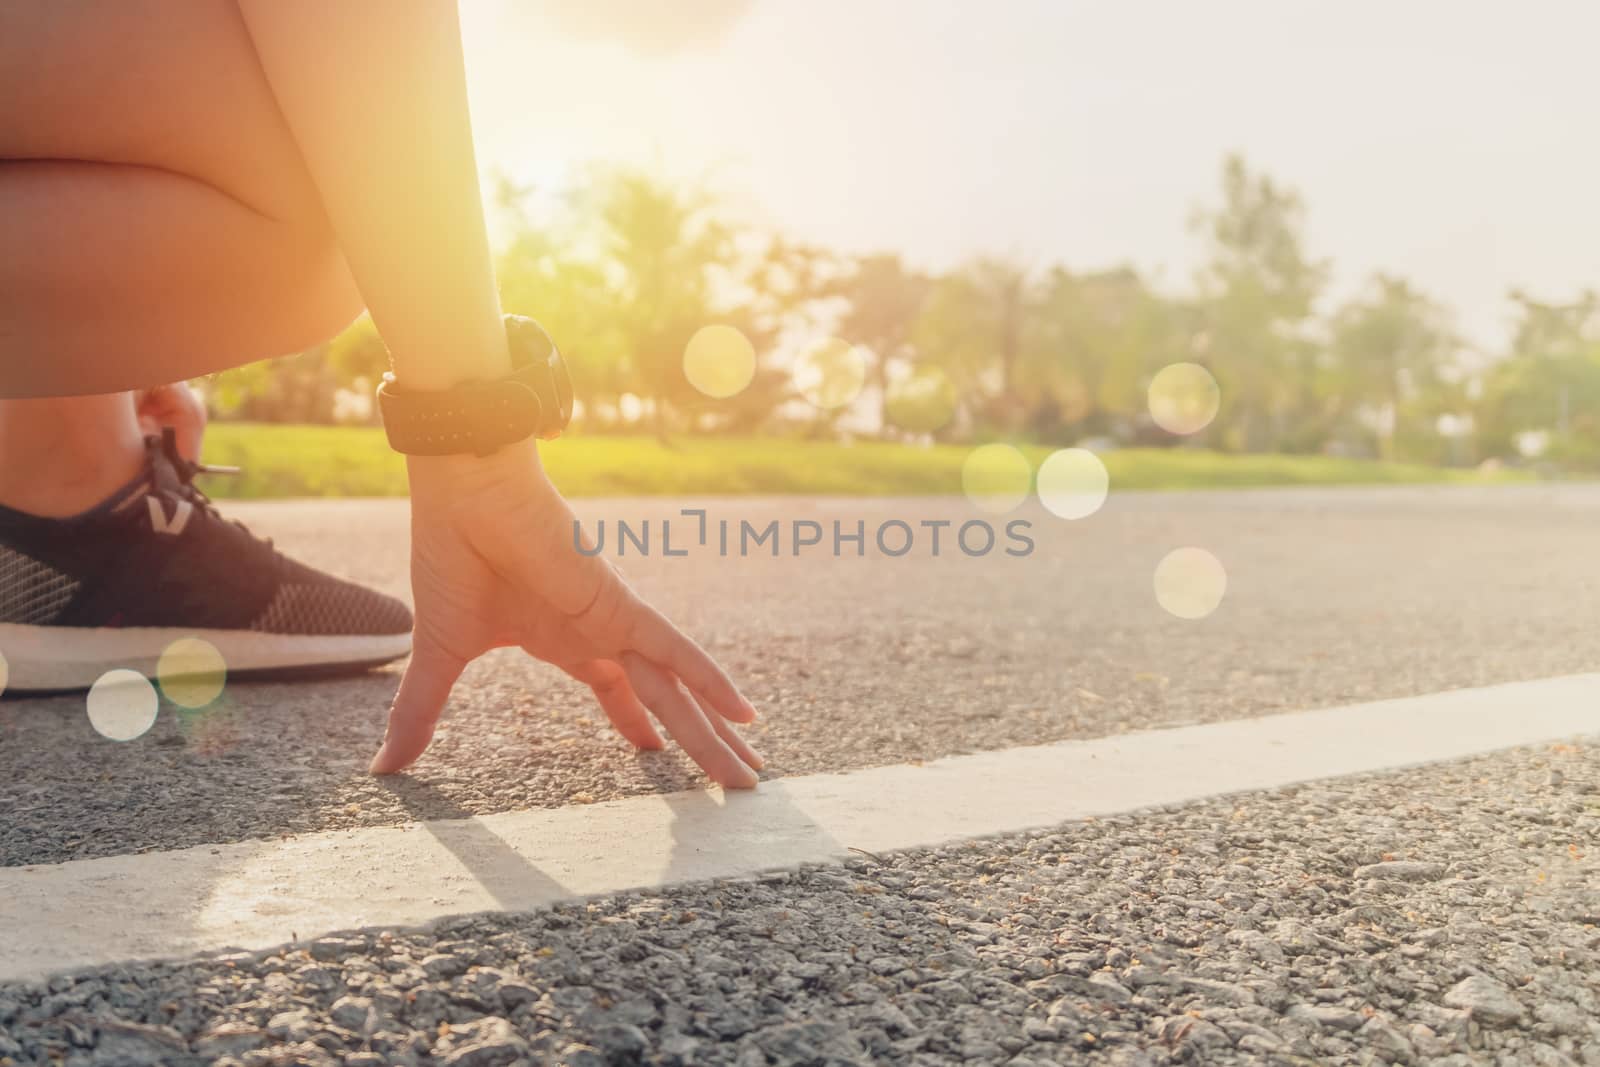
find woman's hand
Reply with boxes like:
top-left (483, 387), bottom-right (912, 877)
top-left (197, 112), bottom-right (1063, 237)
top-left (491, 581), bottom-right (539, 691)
top-left (372, 440), bottom-right (762, 787)
top-left (135, 382), bottom-right (207, 460)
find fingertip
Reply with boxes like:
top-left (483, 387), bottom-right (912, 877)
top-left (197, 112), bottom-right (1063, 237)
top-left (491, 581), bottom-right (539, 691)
top-left (721, 766), bottom-right (761, 790)
top-left (713, 692), bottom-right (756, 724)
top-left (711, 735), bottom-right (761, 786)
top-left (585, 670), bottom-right (667, 752)
top-left (727, 732), bottom-right (764, 771)
top-left (367, 716), bottom-right (435, 776)
top-left (368, 739), bottom-right (413, 776)
top-left (700, 693), bottom-right (764, 772)
top-left (380, 643), bottom-right (462, 774)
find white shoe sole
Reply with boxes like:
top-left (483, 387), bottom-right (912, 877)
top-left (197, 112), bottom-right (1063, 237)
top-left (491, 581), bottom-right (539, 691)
top-left (0, 621), bottom-right (411, 693)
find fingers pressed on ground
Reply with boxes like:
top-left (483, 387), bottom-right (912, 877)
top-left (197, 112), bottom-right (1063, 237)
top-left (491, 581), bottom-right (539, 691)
top-left (571, 659), bottom-right (664, 751)
top-left (370, 641), bottom-right (465, 775)
top-left (697, 692), bottom-right (764, 772)
top-left (621, 651), bottom-right (758, 789)
top-left (632, 604), bottom-right (756, 725)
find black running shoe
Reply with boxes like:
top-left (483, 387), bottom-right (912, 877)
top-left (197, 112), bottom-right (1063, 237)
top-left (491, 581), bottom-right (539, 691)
top-left (0, 430), bottom-right (412, 692)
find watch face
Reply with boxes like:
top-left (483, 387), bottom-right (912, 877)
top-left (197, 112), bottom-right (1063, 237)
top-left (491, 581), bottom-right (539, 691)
top-left (505, 314), bottom-right (554, 366)
top-left (505, 313), bottom-right (573, 436)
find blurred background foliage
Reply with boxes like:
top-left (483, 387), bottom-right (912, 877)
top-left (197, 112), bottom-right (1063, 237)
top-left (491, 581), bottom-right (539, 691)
top-left (202, 154), bottom-right (1600, 471)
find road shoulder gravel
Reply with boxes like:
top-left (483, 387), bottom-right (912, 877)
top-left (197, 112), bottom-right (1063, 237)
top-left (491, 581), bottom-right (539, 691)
top-left (4, 739), bottom-right (1597, 1066)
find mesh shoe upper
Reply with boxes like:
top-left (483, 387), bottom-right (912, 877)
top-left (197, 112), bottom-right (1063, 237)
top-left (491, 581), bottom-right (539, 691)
top-left (0, 545), bottom-right (80, 625)
top-left (249, 555), bottom-right (412, 636)
top-left (0, 432), bottom-right (412, 638)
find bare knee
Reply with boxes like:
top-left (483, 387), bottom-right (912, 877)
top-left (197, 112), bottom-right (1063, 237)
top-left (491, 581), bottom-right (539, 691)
top-left (0, 0), bottom-right (366, 383)
top-left (260, 213), bottom-right (365, 352)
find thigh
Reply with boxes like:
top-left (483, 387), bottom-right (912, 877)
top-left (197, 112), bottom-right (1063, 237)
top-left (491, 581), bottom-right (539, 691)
top-left (0, 2), bottom-right (364, 396)
top-left (0, 0), bottom-right (323, 221)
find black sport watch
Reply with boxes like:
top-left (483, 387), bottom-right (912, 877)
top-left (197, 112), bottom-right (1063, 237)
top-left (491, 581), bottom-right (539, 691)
top-left (377, 314), bottom-right (573, 457)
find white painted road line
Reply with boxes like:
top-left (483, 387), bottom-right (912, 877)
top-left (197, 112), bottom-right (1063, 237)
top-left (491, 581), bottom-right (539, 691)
top-left (4, 672), bottom-right (1599, 983)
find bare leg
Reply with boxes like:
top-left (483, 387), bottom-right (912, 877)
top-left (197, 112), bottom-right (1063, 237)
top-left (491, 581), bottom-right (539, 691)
top-left (0, 3), bottom-right (361, 516)
top-left (0, 1), bottom-right (761, 783)
top-left (0, 1), bottom-right (363, 396)
top-left (0, 394), bottom-right (143, 516)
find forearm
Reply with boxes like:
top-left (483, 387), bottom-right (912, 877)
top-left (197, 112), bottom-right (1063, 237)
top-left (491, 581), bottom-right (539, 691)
top-left (236, 0), bottom-right (509, 391)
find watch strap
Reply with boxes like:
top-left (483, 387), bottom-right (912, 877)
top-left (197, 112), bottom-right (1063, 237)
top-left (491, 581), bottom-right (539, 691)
top-left (377, 315), bottom-right (573, 457)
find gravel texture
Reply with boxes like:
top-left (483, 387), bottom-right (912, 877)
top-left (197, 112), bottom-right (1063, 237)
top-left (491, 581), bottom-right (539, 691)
top-left (4, 739), bottom-right (1598, 1065)
top-left (7, 487), bottom-right (1600, 865)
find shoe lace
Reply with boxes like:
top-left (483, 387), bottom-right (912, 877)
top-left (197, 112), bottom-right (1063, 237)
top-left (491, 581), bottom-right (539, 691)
top-left (154, 427), bottom-right (280, 555)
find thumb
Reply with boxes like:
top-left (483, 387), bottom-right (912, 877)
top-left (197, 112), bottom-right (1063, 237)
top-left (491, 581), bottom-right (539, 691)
top-left (370, 640), bottom-right (465, 775)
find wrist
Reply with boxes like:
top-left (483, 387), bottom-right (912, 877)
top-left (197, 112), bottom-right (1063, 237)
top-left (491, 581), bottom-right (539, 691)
top-left (384, 354), bottom-right (509, 393)
top-left (379, 315), bottom-right (571, 459)
top-left (384, 312), bottom-right (514, 393)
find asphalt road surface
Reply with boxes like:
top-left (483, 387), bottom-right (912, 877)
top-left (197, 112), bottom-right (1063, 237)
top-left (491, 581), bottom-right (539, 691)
top-left (6, 741), bottom-right (1597, 1066)
top-left (6, 486), bottom-right (1600, 864)
top-left (4, 485), bottom-right (1600, 1065)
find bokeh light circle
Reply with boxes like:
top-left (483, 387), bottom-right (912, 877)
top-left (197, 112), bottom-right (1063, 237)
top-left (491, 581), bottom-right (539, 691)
top-left (1036, 448), bottom-right (1109, 520)
top-left (1148, 362), bottom-right (1221, 435)
top-left (794, 339), bottom-right (869, 410)
top-left (961, 444), bottom-right (1033, 514)
top-left (1153, 547), bottom-right (1228, 619)
top-left (86, 669), bottom-right (159, 742)
top-left (885, 365), bottom-right (957, 433)
top-left (683, 324), bottom-right (756, 399)
top-left (157, 637), bottom-right (227, 709)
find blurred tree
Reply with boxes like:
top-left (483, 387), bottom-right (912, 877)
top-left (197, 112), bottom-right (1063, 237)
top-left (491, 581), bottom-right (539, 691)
top-left (206, 150), bottom-right (1596, 472)
top-left (1192, 155), bottom-right (1327, 451)
top-left (495, 170), bottom-right (823, 437)
top-left (1329, 275), bottom-right (1457, 460)
top-left (583, 165), bottom-right (730, 442)
top-left (321, 314), bottom-right (389, 424)
top-left (714, 235), bottom-right (838, 433)
top-left (915, 257), bottom-right (1032, 433)
top-left (217, 346), bottom-right (339, 424)
top-left (883, 363), bottom-right (960, 436)
top-left (1476, 290), bottom-right (1600, 463)
top-left (324, 314), bottom-right (388, 385)
top-left (829, 254), bottom-right (930, 431)
top-left (1025, 266), bottom-right (1181, 442)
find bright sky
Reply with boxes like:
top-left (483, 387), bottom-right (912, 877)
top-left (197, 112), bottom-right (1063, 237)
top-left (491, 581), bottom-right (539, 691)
top-left (460, 0), bottom-right (1600, 350)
